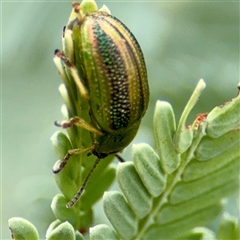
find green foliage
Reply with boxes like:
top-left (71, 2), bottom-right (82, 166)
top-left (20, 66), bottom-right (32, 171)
top-left (90, 80), bottom-right (240, 239)
top-left (7, 79), bottom-right (239, 239)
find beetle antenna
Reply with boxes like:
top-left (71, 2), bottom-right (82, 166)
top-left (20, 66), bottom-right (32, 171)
top-left (66, 158), bottom-right (101, 208)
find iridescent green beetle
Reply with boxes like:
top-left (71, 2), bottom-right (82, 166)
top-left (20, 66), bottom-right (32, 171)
top-left (53, 1), bottom-right (149, 207)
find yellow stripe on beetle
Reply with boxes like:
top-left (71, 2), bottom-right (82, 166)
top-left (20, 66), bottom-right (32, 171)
top-left (79, 12), bottom-right (149, 132)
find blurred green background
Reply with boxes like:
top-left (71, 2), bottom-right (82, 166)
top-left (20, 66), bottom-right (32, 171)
top-left (2, 1), bottom-right (239, 239)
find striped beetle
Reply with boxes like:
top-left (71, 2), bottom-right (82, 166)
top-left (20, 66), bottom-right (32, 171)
top-left (53, 1), bottom-right (149, 207)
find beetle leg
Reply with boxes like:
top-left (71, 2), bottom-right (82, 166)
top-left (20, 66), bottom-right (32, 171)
top-left (67, 157), bottom-right (101, 208)
top-left (55, 117), bottom-right (104, 136)
top-left (53, 144), bottom-right (96, 173)
top-left (54, 49), bottom-right (89, 100)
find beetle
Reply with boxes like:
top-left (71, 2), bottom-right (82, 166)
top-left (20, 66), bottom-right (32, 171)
top-left (53, 2), bottom-right (149, 208)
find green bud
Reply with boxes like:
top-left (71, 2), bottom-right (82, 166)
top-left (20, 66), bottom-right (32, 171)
top-left (8, 217), bottom-right (39, 240)
top-left (98, 5), bottom-right (111, 14)
top-left (80, 0), bottom-right (98, 16)
top-left (174, 79), bottom-right (206, 153)
top-left (46, 221), bottom-right (75, 240)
